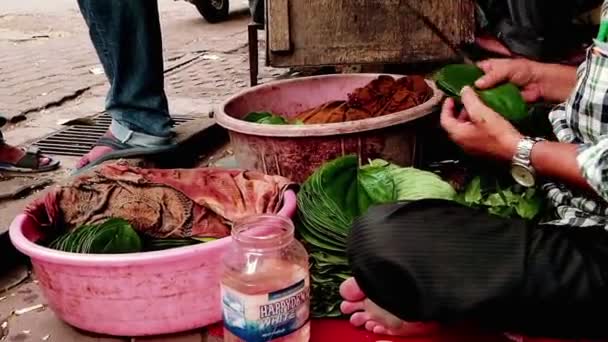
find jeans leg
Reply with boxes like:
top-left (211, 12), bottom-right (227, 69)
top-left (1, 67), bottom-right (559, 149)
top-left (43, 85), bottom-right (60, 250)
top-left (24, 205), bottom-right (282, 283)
top-left (77, 0), bottom-right (173, 139)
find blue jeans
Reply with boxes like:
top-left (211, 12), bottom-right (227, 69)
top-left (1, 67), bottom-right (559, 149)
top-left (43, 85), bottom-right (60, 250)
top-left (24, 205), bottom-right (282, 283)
top-left (78, 0), bottom-right (173, 147)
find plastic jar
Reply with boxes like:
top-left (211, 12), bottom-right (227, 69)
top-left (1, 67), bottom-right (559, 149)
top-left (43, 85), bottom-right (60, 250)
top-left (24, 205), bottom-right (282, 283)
top-left (221, 215), bottom-right (310, 342)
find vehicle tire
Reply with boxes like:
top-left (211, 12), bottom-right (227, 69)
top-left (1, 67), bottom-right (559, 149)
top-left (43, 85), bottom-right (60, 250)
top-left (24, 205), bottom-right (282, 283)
top-left (192, 0), bottom-right (230, 23)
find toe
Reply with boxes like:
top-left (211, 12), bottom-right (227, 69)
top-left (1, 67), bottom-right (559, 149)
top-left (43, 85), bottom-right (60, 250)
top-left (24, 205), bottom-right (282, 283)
top-left (39, 157), bottom-right (51, 167)
top-left (339, 277), bottom-right (365, 302)
top-left (373, 324), bottom-right (388, 335)
top-left (364, 299), bottom-right (404, 329)
top-left (76, 155), bottom-right (90, 168)
top-left (340, 300), bottom-right (364, 315)
top-left (364, 320), bottom-right (378, 332)
top-left (349, 312), bottom-right (372, 327)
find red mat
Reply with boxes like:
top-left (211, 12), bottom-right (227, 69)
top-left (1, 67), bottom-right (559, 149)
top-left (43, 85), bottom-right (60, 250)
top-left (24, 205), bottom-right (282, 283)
top-left (208, 320), bottom-right (508, 342)
top-left (208, 320), bottom-right (605, 341)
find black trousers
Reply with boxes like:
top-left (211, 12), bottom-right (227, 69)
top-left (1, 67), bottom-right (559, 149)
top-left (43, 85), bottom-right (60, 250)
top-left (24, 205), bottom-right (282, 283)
top-left (347, 199), bottom-right (608, 339)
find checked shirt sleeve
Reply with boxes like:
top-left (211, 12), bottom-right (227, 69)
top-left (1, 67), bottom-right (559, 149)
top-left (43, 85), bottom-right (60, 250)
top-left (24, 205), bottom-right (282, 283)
top-left (578, 140), bottom-right (608, 200)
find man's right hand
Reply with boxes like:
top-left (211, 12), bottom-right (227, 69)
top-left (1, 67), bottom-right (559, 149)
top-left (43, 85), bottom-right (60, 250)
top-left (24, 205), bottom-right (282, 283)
top-left (473, 58), bottom-right (578, 104)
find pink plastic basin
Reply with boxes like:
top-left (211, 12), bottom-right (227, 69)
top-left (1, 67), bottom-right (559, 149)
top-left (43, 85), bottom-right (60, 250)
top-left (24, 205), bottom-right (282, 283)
top-left (9, 190), bottom-right (297, 337)
top-left (217, 74), bottom-right (443, 183)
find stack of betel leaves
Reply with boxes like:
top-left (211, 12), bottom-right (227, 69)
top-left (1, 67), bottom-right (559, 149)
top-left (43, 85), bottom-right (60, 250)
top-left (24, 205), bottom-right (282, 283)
top-left (49, 218), bottom-right (143, 254)
top-left (47, 218), bottom-right (218, 254)
top-left (296, 155), bottom-right (457, 317)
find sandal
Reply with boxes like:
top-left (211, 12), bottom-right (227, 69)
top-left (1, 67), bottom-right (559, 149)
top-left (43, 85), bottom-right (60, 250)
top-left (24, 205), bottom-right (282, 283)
top-left (72, 136), bottom-right (177, 176)
top-left (0, 146), bottom-right (60, 173)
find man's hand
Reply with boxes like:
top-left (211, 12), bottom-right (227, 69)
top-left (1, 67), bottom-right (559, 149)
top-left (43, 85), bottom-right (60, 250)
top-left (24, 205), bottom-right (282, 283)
top-left (475, 59), bottom-right (543, 103)
top-left (475, 58), bottom-right (577, 103)
top-left (440, 86), bottom-right (523, 162)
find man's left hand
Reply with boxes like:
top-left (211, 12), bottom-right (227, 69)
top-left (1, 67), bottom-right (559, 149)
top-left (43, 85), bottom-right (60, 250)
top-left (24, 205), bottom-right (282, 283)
top-left (440, 86), bottom-right (523, 161)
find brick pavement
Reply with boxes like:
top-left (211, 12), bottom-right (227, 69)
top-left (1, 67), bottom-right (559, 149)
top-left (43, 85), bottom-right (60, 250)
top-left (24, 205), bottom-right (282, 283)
top-left (0, 0), bottom-right (278, 124)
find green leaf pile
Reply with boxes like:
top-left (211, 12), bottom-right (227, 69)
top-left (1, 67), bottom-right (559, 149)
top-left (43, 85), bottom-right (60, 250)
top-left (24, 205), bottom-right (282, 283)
top-left (457, 175), bottom-right (545, 220)
top-left (242, 111), bottom-right (288, 125)
top-left (297, 156), bottom-right (457, 317)
top-left (49, 218), bottom-right (143, 254)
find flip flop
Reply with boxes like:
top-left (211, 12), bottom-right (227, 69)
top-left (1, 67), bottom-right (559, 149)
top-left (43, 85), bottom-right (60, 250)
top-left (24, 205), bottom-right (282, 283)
top-left (0, 146), bottom-right (60, 173)
top-left (72, 136), bottom-right (177, 177)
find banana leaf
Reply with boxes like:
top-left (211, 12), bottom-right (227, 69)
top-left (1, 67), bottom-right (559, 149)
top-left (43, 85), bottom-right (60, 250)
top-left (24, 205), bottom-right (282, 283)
top-left (433, 64), bottom-right (529, 123)
top-left (49, 218), bottom-right (142, 254)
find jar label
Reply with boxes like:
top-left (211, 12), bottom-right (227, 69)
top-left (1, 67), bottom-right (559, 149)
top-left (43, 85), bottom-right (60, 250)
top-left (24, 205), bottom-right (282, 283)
top-left (221, 278), bottom-right (310, 341)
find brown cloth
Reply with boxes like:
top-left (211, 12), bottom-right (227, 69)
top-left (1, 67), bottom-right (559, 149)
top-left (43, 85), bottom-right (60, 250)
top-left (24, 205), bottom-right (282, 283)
top-left (26, 163), bottom-right (295, 239)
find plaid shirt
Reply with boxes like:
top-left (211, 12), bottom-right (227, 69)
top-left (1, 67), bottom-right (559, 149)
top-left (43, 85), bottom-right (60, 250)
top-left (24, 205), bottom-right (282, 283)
top-left (543, 19), bottom-right (608, 227)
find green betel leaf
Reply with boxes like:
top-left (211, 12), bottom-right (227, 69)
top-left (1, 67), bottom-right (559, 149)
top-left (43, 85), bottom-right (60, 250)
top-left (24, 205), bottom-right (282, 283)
top-left (433, 64), bottom-right (485, 97)
top-left (434, 64), bottom-right (529, 123)
top-left (256, 115), bottom-right (288, 125)
top-left (49, 218), bottom-right (142, 254)
top-left (242, 111), bottom-right (273, 122)
top-left (357, 165), bottom-right (397, 213)
top-left (478, 83), bottom-right (528, 123)
top-left (463, 176), bottom-right (483, 205)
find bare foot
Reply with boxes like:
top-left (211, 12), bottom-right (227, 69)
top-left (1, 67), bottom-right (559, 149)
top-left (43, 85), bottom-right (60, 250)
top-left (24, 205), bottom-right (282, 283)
top-left (339, 277), bottom-right (441, 337)
top-left (76, 132), bottom-right (114, 169)
top-left (0, 143), bottom-right (51, 168)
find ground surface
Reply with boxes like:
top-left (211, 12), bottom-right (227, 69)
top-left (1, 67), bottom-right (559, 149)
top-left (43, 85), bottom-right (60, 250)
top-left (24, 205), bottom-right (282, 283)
top-left (0, 1), bottom-right (283, 340)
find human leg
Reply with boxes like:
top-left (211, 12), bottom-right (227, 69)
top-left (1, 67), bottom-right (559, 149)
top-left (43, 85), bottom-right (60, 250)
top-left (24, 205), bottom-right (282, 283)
top-left (344, 199), bottom-right (608, 338)
top-left (76, 0), bottom-right (174, 170)
top-left (0, 131), bottom-right (59, 172)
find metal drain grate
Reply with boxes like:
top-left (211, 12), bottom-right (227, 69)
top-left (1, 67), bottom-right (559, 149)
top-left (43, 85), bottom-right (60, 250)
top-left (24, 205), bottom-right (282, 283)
top-left (34, 113), bottom-right (195, 157)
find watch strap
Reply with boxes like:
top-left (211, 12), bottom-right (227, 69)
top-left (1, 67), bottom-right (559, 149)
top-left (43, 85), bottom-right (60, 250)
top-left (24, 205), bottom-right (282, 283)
top-left (514, 137), bottom-right (544, 164)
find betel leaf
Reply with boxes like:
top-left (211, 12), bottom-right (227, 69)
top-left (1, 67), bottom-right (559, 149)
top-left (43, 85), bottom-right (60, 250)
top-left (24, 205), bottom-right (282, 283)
top-left (49, 218), bottom-right (142, 254)
top-left (478, 83), bottom-right (528, 123)
top-left (463, 176), bottom-right (483, 204)
top-left (357, 165), bottom-right (396, 213)
top-left (257, 115), bottom-right (288, 125)
top-left (144, 238), bottom-right (204, 251)
top-left (433, 64), bottom-right (529, 123)
top-left (243, 112), bottom-right (273, 122)
top-left (242, 111), bottom-right (288, 125)
top-left (458, 174), bottom-right (545, 220)
top-left (515, 188), bottom-right (544, 220)
top-left (434, 64), bottom-right (485, 96)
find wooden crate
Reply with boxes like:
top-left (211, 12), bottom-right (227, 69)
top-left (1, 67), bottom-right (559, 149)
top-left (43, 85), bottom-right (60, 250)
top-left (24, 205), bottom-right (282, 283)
top-left (266, 0), bottom-right (476, 67)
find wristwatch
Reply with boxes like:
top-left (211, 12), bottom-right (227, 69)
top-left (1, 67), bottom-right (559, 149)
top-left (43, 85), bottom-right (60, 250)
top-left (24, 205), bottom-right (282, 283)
top-left (511, 137), bottom-right (545, 187)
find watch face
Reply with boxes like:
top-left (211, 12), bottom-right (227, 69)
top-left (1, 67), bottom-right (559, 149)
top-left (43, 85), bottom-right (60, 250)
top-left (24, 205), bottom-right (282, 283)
top-left (511, 165), bottom-right (535, 187)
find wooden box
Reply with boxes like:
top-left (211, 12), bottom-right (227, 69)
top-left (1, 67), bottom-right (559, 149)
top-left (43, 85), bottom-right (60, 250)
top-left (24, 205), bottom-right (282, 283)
top-left (266, 0), bottom-right (476, 67)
